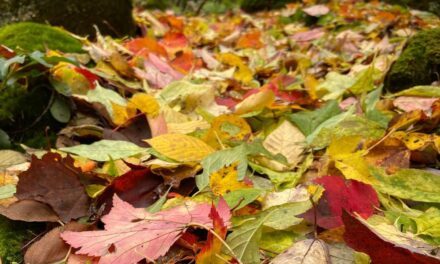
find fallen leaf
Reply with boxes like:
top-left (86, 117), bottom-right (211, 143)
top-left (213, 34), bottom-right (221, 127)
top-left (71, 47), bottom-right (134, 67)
top-left (304, 176), bottom-right (379, 229)
top-left (25, 222), bottom-right (89, 264)
top-left (270, 239), bottom-right (330, 264)
top-left (60, 140), bottom-right (148, 162)
top-left (62, 194), bottom-right (231, 264)
top-left (263, 120), bottom-right (305, 167)
top-left (196, 199), bottom-right (229, 264)
top-left (146, 133), bottom-right (214, 162)
top-left (209, 162), bottom-right (250, 195)
top-left (16, 153), bottom-right (90, 222)
top-left (343, 212), bottom-right (440, 264)
top-left (0, 200), bottom-right (59, 222)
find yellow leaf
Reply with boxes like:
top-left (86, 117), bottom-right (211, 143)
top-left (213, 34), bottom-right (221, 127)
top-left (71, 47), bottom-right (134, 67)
top-left (327, 136), bottom-right (377, 185)
top-left (235, 89), bottom-right (275, 115)
top-left (263, 120), bottom-right (305, 167)
top-left (216, 53), bottom-right (253, 84)
top-left (209, 162), bottom-right (249, 195)
top-left (145, 134), bottom-right (214, 162)
top-left (111, 102), bottom-right (136, 126)
top-left (167, 120), bottom-right (210, 134)
top-left (128, 93), bottom-right (160, 117)
top-left (206, 114), bottom-right (252, 148)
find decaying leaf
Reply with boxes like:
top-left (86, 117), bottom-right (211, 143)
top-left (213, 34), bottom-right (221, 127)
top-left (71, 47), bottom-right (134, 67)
top-left (16, 153), bottom-right (90, 222)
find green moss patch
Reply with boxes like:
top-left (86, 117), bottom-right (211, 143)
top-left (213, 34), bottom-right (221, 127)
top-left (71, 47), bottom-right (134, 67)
top-left (0, 22), bottom-right (83, 53)
top-left (385, 28), bottom-right (440, 92)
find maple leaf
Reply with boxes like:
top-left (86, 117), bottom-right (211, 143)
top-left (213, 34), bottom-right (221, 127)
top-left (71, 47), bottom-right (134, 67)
top-left (196, 199), bottom-right (229, 264)
top-left (304, 176), bottom-right (379, 229)
top-left (62, 194), bottom-right (231, 264)
top-left (16, 152), bottom-right (90, 222)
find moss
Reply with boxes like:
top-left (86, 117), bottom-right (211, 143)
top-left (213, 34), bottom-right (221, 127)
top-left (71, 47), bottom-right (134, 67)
top-left (383, 0), bottom-right (440, 16)
top-left (385, 28), bottom-right (440, 92)
top-left (0, 22), bottom-right (83, 53)
top-left (0, 0), bottom-right (135, 38)
top-left (0, 216), bottom-right (37, 263)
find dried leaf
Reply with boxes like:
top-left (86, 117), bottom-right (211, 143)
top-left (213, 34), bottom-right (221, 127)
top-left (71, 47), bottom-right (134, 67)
top-left (16, 153), bottom-right (90, 222)
top-left (263, 120), bottom-right (305, 167)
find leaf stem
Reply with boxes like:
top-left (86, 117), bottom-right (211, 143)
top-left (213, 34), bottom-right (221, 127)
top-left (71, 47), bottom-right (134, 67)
top-left (189, 222), bottom-right (243, 264)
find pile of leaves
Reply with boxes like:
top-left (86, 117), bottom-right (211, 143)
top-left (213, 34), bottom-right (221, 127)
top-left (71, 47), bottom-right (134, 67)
top-left (1, 0), bottom-right (440, 263)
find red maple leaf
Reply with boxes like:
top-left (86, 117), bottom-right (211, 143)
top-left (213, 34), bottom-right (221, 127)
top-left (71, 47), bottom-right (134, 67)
top-left (304, 176), bottom-right (379, 229)
top-left (62, 195), bottom-right (231, 264)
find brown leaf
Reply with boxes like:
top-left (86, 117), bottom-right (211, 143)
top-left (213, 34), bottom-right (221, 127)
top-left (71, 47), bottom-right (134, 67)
top-left (16, 153), bottom-right (90, 222)
top-left (0, 200), bottom-right (59, 222)
top-left (25, 222), bottom-right (90, 264)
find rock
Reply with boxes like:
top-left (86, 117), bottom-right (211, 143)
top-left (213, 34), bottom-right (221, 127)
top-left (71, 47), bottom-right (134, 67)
top-left (0, 0), bottom-right (136, 38)
top-left (0, 22), bottom-right (83, 53)
top-left (384, 28), bottom-right (440, 92)
top-left (383, 0), bottom-right (440, 16)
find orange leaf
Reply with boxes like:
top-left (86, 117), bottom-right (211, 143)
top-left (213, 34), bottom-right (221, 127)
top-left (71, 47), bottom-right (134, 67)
top-left (125, 37), bottom-right (167, 58)
top-left (236, 31), bottom-right (263, 49)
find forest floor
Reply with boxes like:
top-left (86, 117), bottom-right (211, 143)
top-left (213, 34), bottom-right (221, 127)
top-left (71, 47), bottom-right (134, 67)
top-left (1, 1), bottom-right (440, 263)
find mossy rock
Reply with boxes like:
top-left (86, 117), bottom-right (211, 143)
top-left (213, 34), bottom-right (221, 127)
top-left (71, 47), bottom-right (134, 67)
top-left (384, 28), bottom-right (440, 92)
top-left (0, 22), bottom-right (83, 53)
top-left (0, 0), bottom-right (135, 38)
top-left (383, 0), bottom-right (440, 16)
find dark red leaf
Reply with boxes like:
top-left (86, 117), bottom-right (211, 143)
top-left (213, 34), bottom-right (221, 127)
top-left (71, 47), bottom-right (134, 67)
top-left (342, 211), bottom-right (440, 264)
top-left (97, 166), bottom-right (163, 213)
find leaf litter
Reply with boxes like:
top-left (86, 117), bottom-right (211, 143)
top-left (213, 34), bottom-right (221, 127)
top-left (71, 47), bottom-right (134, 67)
top-left (1, 1), bottom-right (440, 263)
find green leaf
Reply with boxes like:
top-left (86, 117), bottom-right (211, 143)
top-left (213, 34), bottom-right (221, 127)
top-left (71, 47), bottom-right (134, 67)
top-left (370, 167), bottom-right (440, 203)
top-left (289, 100), bottom-right (341, 136)
top-left (84, 83), bottom-right (127, 118)
top-left (198, 144), bottom-right (248, 191)
top-left (349, 65), bottom-right (375, 94)
top-left (147, 187), bottom-right (171, 213)
top-left (227, 201), bottom-right (313, 263)
top-left (311, 115), bottom-right (385, 149)
top-left (60, 140), bottom-right (148, 162)
top-left (197, 140), bottom-right (285, 191)
top-left (263, 201), bottom-right (312, 230)
top-left (260, 231), bottom-right (297, 254)
top-left (50, 96), bottom-right (71, 123)
top-left (316, 72), bottom-right (355, 100)
top-left (159, 80), bottom-right (212, 105)
top-left (0, 184), bottom-right (16, 199)
top-left (227, 211), bottom-right (271, 264)
top-left (223, 188), bottom-right (263, 210)
top-left (389, 86), bottom-right (440, 97)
